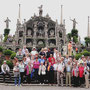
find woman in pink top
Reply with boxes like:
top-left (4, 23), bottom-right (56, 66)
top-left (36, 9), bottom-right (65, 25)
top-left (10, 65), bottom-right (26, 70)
top-left (78, 63), bottom-right (84, 87)
top-left (33, 57), bottom-right (40, 82)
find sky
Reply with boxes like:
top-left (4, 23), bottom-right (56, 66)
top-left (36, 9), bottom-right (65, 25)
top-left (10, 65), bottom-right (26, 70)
top-left (0, 0), bottom-right (90, 41)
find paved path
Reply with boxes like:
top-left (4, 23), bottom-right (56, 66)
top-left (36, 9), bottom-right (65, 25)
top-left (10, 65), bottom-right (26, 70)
top-left (0, 85), bottom-right (89, 90)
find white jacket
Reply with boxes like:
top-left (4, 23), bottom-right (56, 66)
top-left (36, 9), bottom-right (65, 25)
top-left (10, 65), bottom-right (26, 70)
top-left (38, 65), bottom-right (46, 75)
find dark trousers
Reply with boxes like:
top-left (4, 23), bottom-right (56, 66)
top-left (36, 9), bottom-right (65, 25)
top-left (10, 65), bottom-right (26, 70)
top-left (54, 71), bottom-right (57, 84)
top-left (73, 76), bottom-right (79, 87)
top-left (39, 74), bottom-right (45, 83)
top-left (26, 74), bottom-right (31, 84)
top-left (48, 71), bottom-right (54, 84)
top-left (2, 72), bottom-right (11, 82)
top-left (79, 77), bottom-right (84, 86)
top-left (20, 72), bottom-right (24, 84)
top-left (34, 69), bottom-right (38, 81)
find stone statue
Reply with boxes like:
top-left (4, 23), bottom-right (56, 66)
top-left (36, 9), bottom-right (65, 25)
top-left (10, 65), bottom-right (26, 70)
top-left (28, 29), bottom-right (32, 36)
top-left (4, 17), bottom-right (11, 29)
top-left (38, 5), bottom-right (43, 16)
top-left (70, 18), bottom-right (78, 29)
top-left (50, 30), bottom-right (54, 37)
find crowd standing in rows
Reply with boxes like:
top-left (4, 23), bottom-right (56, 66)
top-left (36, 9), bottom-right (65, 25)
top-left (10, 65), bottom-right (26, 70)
top-left (0, 46), bottom-right (90, 88)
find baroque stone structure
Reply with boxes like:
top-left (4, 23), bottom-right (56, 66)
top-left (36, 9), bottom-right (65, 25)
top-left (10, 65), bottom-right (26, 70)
top-left (1, 5), bottom-right (67, 52)
top-left (14, 6), bottom-right (67, 51)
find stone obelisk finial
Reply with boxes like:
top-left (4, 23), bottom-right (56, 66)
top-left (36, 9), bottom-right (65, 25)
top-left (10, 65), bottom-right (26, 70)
top-left (88, 16), bottom-right (90, 37)
top-left (60, 5), bottom-right (63, 25)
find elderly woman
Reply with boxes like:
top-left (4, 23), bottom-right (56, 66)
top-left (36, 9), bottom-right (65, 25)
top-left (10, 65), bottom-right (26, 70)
top-left (84, 62), bottom-right (90, 88)
top-left (78, 63), bottom-right (84, 87)
top-left (33, 57), bottom-right (40, 82)
top-left (72, 63), bottom-right (79, 87)
top-left (25, 62), bottom-right (32, 84)
top-left (38, 61), bottom-right (46, 84)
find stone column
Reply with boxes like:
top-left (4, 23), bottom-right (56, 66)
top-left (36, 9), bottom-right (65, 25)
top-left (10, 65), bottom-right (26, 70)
top-left (44, 22), bottom-right (48, 47)
top-left (33, 22), bottom-right (37, 47)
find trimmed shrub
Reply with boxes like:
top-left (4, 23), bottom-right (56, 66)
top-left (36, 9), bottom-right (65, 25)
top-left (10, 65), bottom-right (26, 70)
top-left (82, 50), bottom-right (90, 56)
top-left (3, 49), bottom-right (12, 56)
top-left (75, 53), bottom-right (82, 60)
top-left (10, 53), bottom-right (16, 59)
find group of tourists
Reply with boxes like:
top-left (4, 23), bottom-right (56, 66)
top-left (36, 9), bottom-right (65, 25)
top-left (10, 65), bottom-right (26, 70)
top-left (0, 46), bottom-right (90, 88)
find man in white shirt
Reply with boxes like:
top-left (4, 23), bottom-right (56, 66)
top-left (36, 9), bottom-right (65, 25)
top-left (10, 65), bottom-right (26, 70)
top-left (22, 45), bottom-right (29, 55)
top-left (53, 61), bottom-right (58, 84)
top-left (1, 61), bottom-right (11, 82)
top-left (57, 60), bottom-right (64, 86)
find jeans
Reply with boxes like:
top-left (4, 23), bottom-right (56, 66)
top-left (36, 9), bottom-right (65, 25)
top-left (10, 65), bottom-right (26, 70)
top-left (15, 76), bottom-right (21, 86)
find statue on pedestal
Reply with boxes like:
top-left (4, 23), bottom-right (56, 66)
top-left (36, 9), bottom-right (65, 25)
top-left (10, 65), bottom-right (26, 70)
top-left (38, 5), bottom-right (43, 16)
top-left (28, 29), bottom-right (32, 37)
top-left (4, 17), bottom-right (11, 29)
top-left (70, 18), bottom-right (78, 29)
top-left (49, 29), bottom-right (54, 37)
top-left (68, 41), bottom-right (72, 56)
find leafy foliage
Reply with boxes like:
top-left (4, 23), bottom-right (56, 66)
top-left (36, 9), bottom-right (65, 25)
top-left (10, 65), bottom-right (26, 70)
top-left (3, 49), bottom-right (12, 56)
top-left (3, 35), bottom-right (8, 42)
top-left (84, 37), bottom-right (90, 46)
top-left (75, 53), bottom-right (82, 60)
top-left (10, 52), bottom-right (16, 59)
top-left (4, 29), bottom-right (10, 37)
top-left (0, 46), bottom-right (3, 52)
top-left (71, 29), bottom-right (78, 38)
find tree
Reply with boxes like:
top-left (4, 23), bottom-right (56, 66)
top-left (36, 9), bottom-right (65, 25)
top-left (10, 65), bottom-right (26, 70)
top-left (73, 36), bottom-right (78, 43)
top-left (67, 33), bottom-right (71, 41)
top-left (4, 29), bottom-right (10, 37)
top-left (84, 37), bottom-right (90, 46)
top-left (71, 29), bottom-right (78, 38)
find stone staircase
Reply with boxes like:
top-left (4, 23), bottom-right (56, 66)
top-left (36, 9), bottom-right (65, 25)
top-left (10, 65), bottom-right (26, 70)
top-left (0, 69), bottom-right (90, 85)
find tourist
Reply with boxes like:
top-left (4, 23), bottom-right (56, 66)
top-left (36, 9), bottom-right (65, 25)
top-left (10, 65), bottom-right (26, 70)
top-left (31, 47), bottom-right (38, 58)
top-left (46, 48), bottom-right (53, 58)
top-left (78, 63), bottom-right (84, 87)
top-left (72, 63), bottom-right (79, 87)
top-left (84, 62), bottom-right (90, 88)
top-left (16, 50), bottom-right (23, 62)
top-left (57, 60), bottom-right (64, 86)
top-left (16, 48), bottom-right (23, 56)
top-left (38, 62), bottom-right (46, 84)
top-left (25, 62), bottom-right (32, 84)
top-left (47, 62), bottom-right (54, 85)
top-left (53, 60), bottom-right (58, 84)
top-left (38, 56), bottom-right (45, 64)
top-left (1, 61), bottom-right (11, 82)
top-left (22, 45), bottom-right (29, 55)
top-left (48, 54), bottom-right (55, 65)
top-left (25, 53), bottom-right (30, 63)
top-left (13, 62), bottom-right (21, 86)
top-left (33, 57), bottom-right (40, 82)
top-left (19, 61), bottom-right (25, 84)
top-left (65, 61), bottom-right (72, 86)
top-left (39, 48), bottom-right (45, 57)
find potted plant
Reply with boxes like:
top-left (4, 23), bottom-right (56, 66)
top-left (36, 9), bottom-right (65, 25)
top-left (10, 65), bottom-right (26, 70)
top-left (3, 49), bottom-right (12, 60)
top-left (10, 52), bottom-right (16, 65)
top-left (0, 46), bottom-right (3, 57)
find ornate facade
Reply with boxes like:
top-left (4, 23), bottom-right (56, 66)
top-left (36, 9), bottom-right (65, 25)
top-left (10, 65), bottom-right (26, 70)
top-left (1, 5), bottom-right (67, 52)
top-left (14, 8), bottom-right (67, 51)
